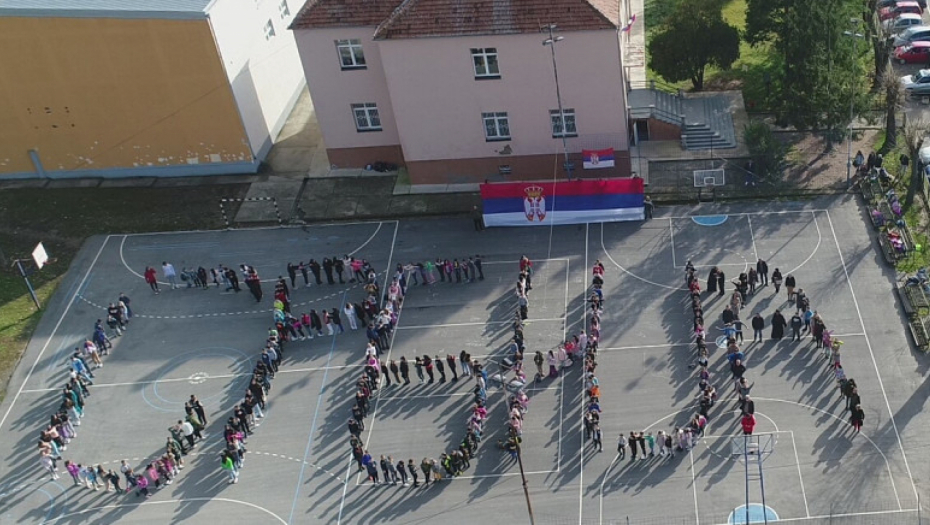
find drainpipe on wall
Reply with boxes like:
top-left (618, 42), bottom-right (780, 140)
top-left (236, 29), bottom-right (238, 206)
top-left (28, 149), bottom-right (48, 179)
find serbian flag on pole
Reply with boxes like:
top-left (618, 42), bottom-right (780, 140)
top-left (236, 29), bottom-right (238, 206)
top-left (479, 178), bottom-right (644, 227)
top-left (621, 14), bottom-right (636, 32)
top-left (582, 148), bottom-right (615, 169)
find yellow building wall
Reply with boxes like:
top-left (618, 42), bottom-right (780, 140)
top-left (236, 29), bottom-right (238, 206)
top-left (0, 17), bottom-right (253, 176)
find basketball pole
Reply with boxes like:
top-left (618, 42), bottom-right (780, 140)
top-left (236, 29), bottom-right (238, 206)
top-left (744, 435), bottom-right (750, 525)
top-left (12, 259), bottom-right (40, 310)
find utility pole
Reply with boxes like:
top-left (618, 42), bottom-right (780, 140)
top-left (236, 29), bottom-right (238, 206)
top-left (516, 436), bottom-right (536, 525)
top-left (543, 24), bottom-right (573, 180)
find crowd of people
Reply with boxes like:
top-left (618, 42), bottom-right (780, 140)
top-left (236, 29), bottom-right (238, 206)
top-left (348, 257), bottom-right (496, 486)
top-left (682, 257), bottom-right (866, 449)
top-left (36, 292), bottom-right (137, 482)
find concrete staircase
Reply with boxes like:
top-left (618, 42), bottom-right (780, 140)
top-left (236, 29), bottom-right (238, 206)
top-left (628, 88), bottom-right (737, 151)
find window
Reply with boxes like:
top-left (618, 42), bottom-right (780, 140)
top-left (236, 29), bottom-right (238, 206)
top-left (279, 0), bottom-right (290, 18)
top-left (352, 103), bottom-right (382, 131)
top-left (550, 108), bottom-right (577, 138)
top-left (263, 19), bottom-right (276, 40)
top-left (471, 48), bottom-right (500, 79)
top-left (336, 39), bottom-right (366, 70)
top-left (482, 112), bottom-right (510, 141)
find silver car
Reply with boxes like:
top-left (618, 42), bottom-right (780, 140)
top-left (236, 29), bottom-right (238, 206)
top-left (893, 25), bottom-right (930, 47)
top-left (902, 69), bottom-right (930, 95)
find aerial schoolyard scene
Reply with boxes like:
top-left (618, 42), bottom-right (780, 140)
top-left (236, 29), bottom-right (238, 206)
top-left (3, 0), bottom-right (930, 523)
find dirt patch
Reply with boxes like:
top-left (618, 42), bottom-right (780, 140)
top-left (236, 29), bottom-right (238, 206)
top-left (774, 129), bottom-right (879, 191)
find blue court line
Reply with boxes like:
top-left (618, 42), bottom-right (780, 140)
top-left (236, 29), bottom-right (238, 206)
top-left (729, 504), bottom-right (779, 524)
top-left (288, 290), bottom-right (348, 524)
top-left (692, 215), bottom-right (729, 226)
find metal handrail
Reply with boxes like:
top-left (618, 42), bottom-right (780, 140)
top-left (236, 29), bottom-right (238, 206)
top-left (628, 78), bottom-right (681, 94)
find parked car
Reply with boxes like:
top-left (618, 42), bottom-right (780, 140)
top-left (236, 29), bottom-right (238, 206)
top-left (895, 42), bottom-right (930, 63)
top-left (884, 13), bottom-right (924, 33)
top-left (901, 69), bottom-right (930, 95)
top-left (893, 25), bottom-right (930, 47)
top-left (881, 1), bottom-right (923, 20)
top-left (879, 0), bottom-right (927, 8)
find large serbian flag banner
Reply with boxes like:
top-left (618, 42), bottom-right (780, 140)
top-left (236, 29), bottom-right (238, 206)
top-left (480, 178), bottom-right (644, 227)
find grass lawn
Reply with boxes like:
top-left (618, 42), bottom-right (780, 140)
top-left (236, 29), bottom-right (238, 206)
top-left (646, 0), bottom-right (776, 109)
top-left (0, 184), bottom-right (248, 400)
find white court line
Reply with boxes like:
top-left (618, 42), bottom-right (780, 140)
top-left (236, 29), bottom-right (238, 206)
top-left (43, 497), bottom-right (288, 524)
top-left (343, 223), bottom-right (402, 507)
top-left (598, 453), bottom-right (621, 525)
top-left (0, 236), bottom-right (109, 431)
top-left (484, 258), bottom-right (570, 265)
top-left (789, 431), bottom-right (811, 517)
top-left (577, 223), bottom-right (589, 525)
top-left (689, 447), bottom-right (701, 525)
top-left (600, 342), bottom-right (694, 351)
top-left (20, 364), bottom-right (366, 393)
top-left (754, 396), bottom-right (901, 509)
top-left (668, 217), bottom-right (677, 268)
top-left (601, 222), bottom-right (687, 291)
top-left (826, 210), bottom-right (918, 507)
top-left (747, 215), bottom-right (760, 261)
top-left (347, 221), bottom-right (383, 257)
top-left (722, 508), bottom-right (920, 525)
top-left (119, 219), bottom-right (396, 237)
top-left (663, 210), bottom-right (827, 220)
top-left (376, 386), bottom-right (562, 402)
top-left (781, 211), bottom-right (824, 276)
top-left (396, 318), bottom-right (566, 330)
top-left (558, 240), bottom-right (570, 472)
top-left (674, 262), bottom-right (750, 269)
top-left (599, 333), bottom-right (866, 353)
top-left (121, 222), bottom-right (388, 285)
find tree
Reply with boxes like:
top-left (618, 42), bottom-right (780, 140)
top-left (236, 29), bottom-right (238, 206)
top-left (743, 121), bottom-right (790, 181)
top-left (881, 63), bottom-right (905, 151)
top-left (902, 116), bottom-right (928, 209)
top-left (869, 12), bottom-right (894, 88)
top-left (745, 0), bottom-right (867, 131)
top-left (648, 0), bottom-right (740, 90)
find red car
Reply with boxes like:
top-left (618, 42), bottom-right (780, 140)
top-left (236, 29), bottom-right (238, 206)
top-left (881, 1), bottom-right (923, 20)
top-left (895, 42), bottom-right (930, 63)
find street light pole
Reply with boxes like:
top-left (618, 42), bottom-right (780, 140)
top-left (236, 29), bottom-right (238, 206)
top-left (516, 436), bottom-right (536, 525)
top-left (543, 24), bottom-right (572, 180)
top-left (844, 24), bottom-right (865, 188)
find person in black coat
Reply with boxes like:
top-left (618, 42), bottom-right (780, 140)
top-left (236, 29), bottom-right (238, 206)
top-left (716, 270), bottom-right (726, 297)
top-left (322, 258), bottom-right (335, 285)
top-left (785, 274), bottom-right (797, 302)
top-left (707, 267), bottom-right (718, 295)
top-left (756, 259), bottom-right (769, 286)
top-left (771, 309), bottom-right (787, 339)
top-left (751, 313), bottom-right (765, 342)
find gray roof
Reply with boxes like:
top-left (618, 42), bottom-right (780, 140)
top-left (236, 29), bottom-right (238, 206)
top-left (0, 0), bottom-right (211, 19)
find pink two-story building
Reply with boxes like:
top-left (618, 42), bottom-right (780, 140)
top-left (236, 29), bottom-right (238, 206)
top-left (290, 0), bottom-right (631, 185)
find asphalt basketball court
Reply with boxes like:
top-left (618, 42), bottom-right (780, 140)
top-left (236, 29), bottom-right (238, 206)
top-left (0, 197), bottom-right (921, 525)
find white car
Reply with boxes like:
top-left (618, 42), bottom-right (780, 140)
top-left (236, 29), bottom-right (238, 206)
top-left (901, 69), bottom-right (930, 95)
top-left (885, 13), bottom-right (924, 33)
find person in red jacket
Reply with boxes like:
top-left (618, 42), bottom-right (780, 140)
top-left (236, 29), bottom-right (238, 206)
top-left (144, 267), bottom-right (159, 294)
top-left (741, 413), bottom-right (756, 435)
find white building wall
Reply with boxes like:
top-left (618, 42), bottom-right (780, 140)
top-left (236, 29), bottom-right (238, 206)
top-left (206, 0), bottom-right (306, 161)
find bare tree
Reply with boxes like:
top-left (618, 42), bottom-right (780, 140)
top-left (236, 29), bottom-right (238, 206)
top-left (901, 116), bottom-right (928, 209)
top-left (882, 63), bottom-right (906, 150)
